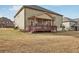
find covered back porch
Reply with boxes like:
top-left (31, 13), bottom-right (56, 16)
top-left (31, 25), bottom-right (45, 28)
top-left (27, 13), bottom-right (57, 32)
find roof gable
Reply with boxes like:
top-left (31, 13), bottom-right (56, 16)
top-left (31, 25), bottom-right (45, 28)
top-left (14, 5), bottom-right (63, 18)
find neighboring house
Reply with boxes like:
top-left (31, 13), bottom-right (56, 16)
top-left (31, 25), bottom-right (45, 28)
top-left (14, 5), bottom-right (63, 32)
top-left (0, 17), bottom-right (14, 28)
top-left (63, 17), bottom-right (77, 31)
top-left (74, 18), bottom-right (79, 30)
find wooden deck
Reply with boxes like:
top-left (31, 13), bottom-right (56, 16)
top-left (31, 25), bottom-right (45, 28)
top-left (28, 25), bottom-right (57, 32)
top-left (28, 14), bottom-right (56, 32)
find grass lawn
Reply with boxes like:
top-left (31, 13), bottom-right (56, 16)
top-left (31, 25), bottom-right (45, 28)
top-left (0, 28), bottom-right (79, 52)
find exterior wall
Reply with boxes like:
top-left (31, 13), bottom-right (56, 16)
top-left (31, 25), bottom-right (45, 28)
top-left (25, 8), bottom-right (52, 30)
top-left (63, 22), bottom-right (70, 31)
top-left (50, 14), bottom-right (63, 31)
top-left (70, 22), bottom-right (77, 30)
top-left (77, 20), bottom-right (79, 25)
top-left (25, 8), bottom-right (63, 31)
top-left (63, 21), bottom-right (77, 31)
top-left (54, 15), bottom-right (63, 31)
top-left (70, 22), bottom-right (76, 26)
top-left (76, 20), bottom-right (79, 30)
top-left (14, 9), bottom-right (25, 30)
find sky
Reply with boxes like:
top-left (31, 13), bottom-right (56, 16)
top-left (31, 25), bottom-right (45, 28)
top-left (0, 5), bottom-right (79, 21)
top-left (41, 5), bottom-right (79, 19)
top-left (0, 5), bottom-right (21, 21)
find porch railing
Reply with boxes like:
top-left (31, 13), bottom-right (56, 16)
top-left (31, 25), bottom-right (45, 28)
top-left (28, 25), bottom-right (57, 32)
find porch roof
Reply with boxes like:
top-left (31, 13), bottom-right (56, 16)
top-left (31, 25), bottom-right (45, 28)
top-left (28, 12), bottom-right (55, 20)
top-left (28, 16), bottom-right (52, 21)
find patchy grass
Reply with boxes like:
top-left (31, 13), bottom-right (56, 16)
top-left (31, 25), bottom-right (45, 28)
top-left (0, 28), bottom-right (79, 52)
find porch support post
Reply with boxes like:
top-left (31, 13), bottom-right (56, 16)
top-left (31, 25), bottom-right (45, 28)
top-left (32, 16), bottom-right (37, 32)
top-left (51, 19), bottom-right (53, 26)
top-left (51, 19), bottom-right (55, 32)
top-left (34, 16), bottom-right (37, 26)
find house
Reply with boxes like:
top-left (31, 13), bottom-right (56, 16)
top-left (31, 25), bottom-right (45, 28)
top-left (14, 5), bottom-right (63, 32)
top-left (74, 18), bottom-right (79, 30)
top-left (0, 17), bottom-right (14, 28)
top-left (62, 17), bottom-right (77, 31)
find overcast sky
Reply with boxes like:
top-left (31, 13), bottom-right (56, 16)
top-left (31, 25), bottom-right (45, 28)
top-left (0, 5), bottom-right (79, 20)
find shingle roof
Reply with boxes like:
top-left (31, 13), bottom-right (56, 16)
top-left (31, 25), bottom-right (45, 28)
top-left (63, 17), bottom-right (77, 22)
top-left (74, 18), bottom-right (79, 21)
top-left (14, 5), bottom-right (63, 18)
top-left (63, 17), bottom-right (72, 21)
top-left (0, 17), bottom-right (14, 27)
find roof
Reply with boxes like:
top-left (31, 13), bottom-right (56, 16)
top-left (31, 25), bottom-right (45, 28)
top-left (63, 17), bottom-right (77, 22)
top-left (28, 13), bottom-right (53, 20)
top-left (74, 18), bottom-right (79, 21)
top-left (14, 5), bottom-right (63, 18)
top-left (0, 17), bottom-right (14, 26)
top-left (28, 12), bottom-right (56, 20)
top-left (63, 17), bottom-right (72, 21)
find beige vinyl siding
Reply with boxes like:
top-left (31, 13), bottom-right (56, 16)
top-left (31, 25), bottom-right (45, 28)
top-left (63, 22), bottom-right (70, 30)
top-left (25, 8), bottom-right (63, 31)
top-left (26, 8), bottom-right (42, 27)
top-left (25, 8), bottom-right (54, 30)
top-left (50, 14), bottom-right (63, 31)
top-left (55, 15), bottom-right (63, 31)
top-left (25, 8), bottom-right (63, 29)
top-left (14, 9), bottom-right (24, 30)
